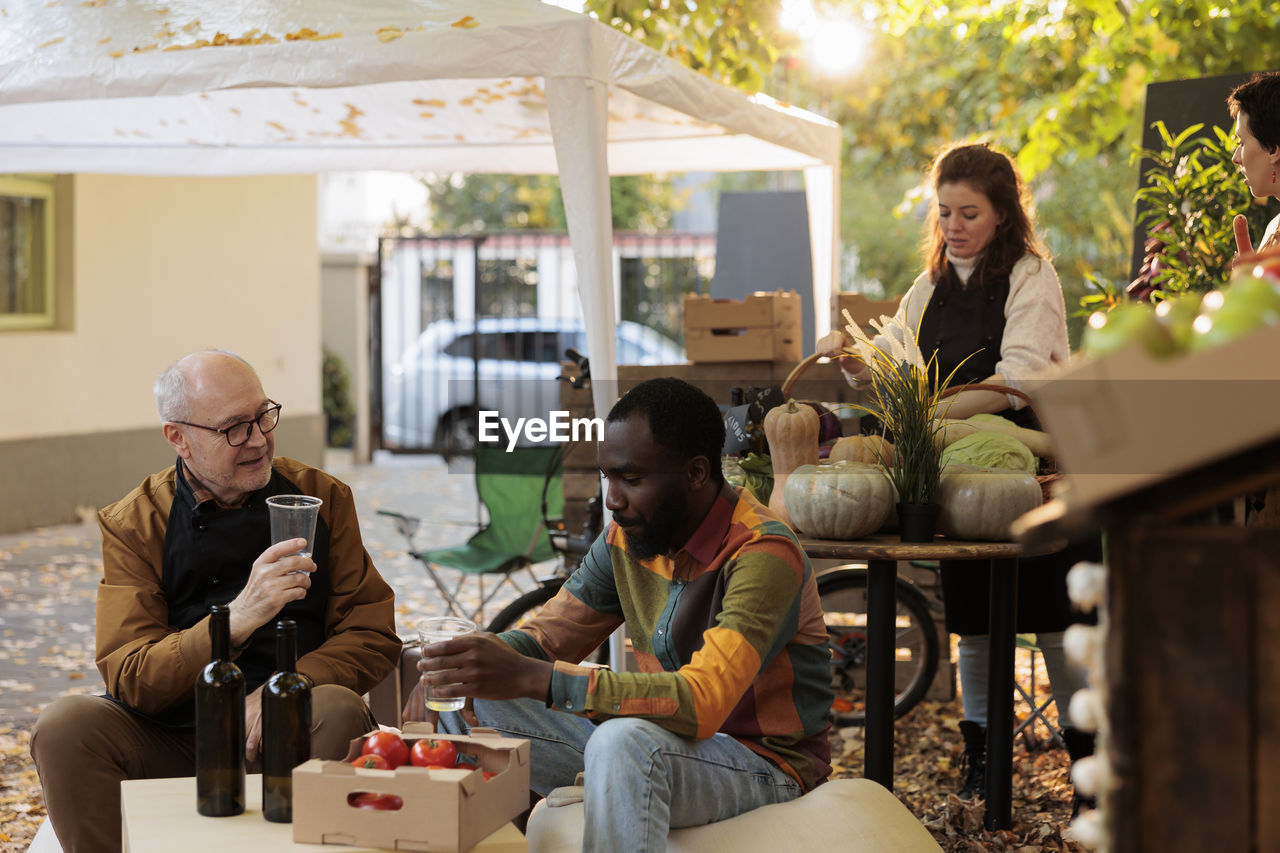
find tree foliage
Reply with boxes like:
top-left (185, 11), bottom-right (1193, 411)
top-left (1127, 122), bottom-right (1279, 300)
top-left (585, 0), bottom-right (1280, 339)
top-left (421, 173), bottom-right (676, 233)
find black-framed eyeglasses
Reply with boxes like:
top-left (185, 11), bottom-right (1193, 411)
top-left (173, 402), bottom-right (282, 447)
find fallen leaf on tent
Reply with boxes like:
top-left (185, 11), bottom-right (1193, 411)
top-left (452, 15), bottom-right (479, 28)
top-left (285, 27), bottom-right (343, 41)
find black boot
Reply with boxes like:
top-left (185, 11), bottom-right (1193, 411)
top-left (958, 720), bottom-right (986, 800)
top-left (1062, 726), bottom-right (1097, 816)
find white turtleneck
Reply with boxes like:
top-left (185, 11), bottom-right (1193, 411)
top-left (869, 251), bottom-right (1071, 409)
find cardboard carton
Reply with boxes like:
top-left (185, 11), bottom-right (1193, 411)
top-left (292, 725), bottom-right (530, 852)
top-left (683, 291), bottom-right (802, 363)
top-left (832, 293), bottom-right (901, 334)
top-left (1030, 322), bottom-right (1280, 511)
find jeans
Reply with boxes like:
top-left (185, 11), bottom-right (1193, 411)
top-left (441, 698), bottom-right (802, 853)
top-left (957, 631), bottom-right (1087, 728)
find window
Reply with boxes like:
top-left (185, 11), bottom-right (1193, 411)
top-left (1, 175), bottom-right (55, 331)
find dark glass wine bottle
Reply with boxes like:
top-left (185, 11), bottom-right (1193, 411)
top-left (261, 619), bottom-right (312, 823)
top-left (195, 604), bottom-right (246, 817)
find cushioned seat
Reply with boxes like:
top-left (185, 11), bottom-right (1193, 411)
top-left (525, 777), bottom-right (943, 853)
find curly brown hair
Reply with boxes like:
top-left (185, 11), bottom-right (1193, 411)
top-left (922, 142), bottom-right (1046, 289)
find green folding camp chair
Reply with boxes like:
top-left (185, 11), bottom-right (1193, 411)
top-left (412, 444), bottom-right (564, 626)
top-left (1014, 633), bottom-right (1066, 751)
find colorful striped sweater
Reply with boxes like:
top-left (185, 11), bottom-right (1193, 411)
top-left (500, 484), bottom-right (833, 791)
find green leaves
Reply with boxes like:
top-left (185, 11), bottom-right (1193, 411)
top-left (1130, 120), bottom-right (1279, 299)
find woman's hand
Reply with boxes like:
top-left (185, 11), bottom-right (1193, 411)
top-left (815, 330), bottom-right (849, 358)
top-left (815, 330), bottom-right (871, 385)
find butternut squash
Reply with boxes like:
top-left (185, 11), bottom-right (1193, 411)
top-left (829, 434), bottom-right (897, 466)
top-left (763, 400), bottom-right (819, 527)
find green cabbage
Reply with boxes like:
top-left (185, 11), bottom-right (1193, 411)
top-left (941, 431), bottom-right (1036, 474)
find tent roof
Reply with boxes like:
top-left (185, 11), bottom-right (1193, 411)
top-left (0, 0), bottom-right (840, 176)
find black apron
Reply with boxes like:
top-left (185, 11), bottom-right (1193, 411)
top-left (920, 268), bottom-right (1099, 635)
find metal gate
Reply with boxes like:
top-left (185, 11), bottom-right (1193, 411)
top-left (372, 231), bottom-right (714, 456)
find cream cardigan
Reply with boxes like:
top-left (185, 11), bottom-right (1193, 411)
top-left (866, 251), bottom-right (1071, 410)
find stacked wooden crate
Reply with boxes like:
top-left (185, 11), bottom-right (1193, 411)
top-left (683, 291), bottom-right (802, 364)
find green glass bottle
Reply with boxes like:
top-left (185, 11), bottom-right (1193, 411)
top-left (262, 619), bottom-right (312, 822)
top-left (195, 604), bottom-right (246, 817)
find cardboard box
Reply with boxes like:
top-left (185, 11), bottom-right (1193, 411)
top-left (683, 291), bottom-right (802, 363)
top-left (832, 292), bottom-right (901, 334)
top-left (292, 725), bottom-right (530, 853)
top-left (1030, 322), bottom-right (1280, 511)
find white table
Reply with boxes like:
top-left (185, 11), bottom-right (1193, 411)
top-left (120, 775), bottom-right (527, 853)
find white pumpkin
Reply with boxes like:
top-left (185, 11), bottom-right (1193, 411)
top-left (937, 463), bottom-right (1043, 541)
top-left (783, 461), bottom-right (895, 540)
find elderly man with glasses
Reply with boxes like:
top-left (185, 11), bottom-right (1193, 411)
top-left (31, 349), bottom-right (401, 853)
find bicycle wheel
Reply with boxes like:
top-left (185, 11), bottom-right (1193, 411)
top-left (485, 579), bottom-right (610, 666)
top-left (485, 581), bottom-right (564, 633)
top-left (817, 568), bottom-right (940, 727)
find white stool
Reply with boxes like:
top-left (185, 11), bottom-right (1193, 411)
top-left (27, 817), bottom-right (62, 853)
top-left (526, 778), bottom-right (943, 853)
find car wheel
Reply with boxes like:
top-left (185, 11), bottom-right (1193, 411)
top-left (435, 407), bottom-right (479, 460)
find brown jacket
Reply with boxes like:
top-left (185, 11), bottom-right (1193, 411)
top-left (96, 457), bottom-right (399, 719)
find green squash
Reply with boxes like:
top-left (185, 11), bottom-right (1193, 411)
top-left (783, 461), bottom-right (894, 540)
top-left (937, 463), bottom-right (1042, 541)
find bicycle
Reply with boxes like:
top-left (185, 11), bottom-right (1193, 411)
top-left (816, 562), bottom-right (941, 727)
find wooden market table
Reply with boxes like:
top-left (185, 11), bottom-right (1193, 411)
top-left (120, 775), bottom-right (527, 853)
top-left (800, 534), bottom-right (1063, 830)
top-left (1012, 435), bottom-right (1280, 852)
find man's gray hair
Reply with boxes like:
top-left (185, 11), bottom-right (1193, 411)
top-left (154, 349), bottom-right (251, 422)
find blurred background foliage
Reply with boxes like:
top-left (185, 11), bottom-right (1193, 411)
top-left (408, 1), bottom-right (1280, 349)
top-left (590, 0), bottom-right (1280, 346)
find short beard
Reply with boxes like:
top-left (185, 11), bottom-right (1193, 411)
top-left (619, 494), bottom-right (685, 561)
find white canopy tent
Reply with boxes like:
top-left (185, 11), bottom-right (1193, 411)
top-left (0, 0), bottom-right (842, 419)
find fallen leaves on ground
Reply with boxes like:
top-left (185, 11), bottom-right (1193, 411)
top-left (828, 698), bottom-right (1087, 853)
top-left (0, 726), bottom-right (42, 852)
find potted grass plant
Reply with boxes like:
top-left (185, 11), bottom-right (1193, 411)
top-left (839, 310), bottom-right (965, 542)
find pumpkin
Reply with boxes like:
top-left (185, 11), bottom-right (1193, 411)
top-left (763, 399), bottom-right (820, 527)
top-left (783, 461), bottom-right (895, 540)
top-left (937, 463), bottom-right (1043, 541)
top-left (829, 434), bottom-right (897, 466)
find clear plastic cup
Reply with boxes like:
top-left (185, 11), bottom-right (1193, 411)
top-left (417, 616), bottom-right (478, 712)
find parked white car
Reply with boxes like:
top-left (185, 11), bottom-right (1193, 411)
top-left (382, 316), bottom-right (684, 454)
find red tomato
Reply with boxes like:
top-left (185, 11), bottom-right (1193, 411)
top-left (361, 732), bottom-right (410, 769)
top-left (346, 791), bottom-right (404, 810)
top-left (351, 754), bottom-right (391, 770)
top-left (410, 737), bottom-right (458, 768)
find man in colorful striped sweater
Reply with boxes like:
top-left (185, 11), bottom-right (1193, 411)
top-left (408, 377), bottom-right (832, 851)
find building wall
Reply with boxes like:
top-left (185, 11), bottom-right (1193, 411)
top-left (320, 250), bottom-right (374, 462)
top-left (0, 174), bottom-right (323, 533)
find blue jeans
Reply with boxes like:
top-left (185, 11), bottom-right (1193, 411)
top-left (441, 698), bottom-right (802, 852)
